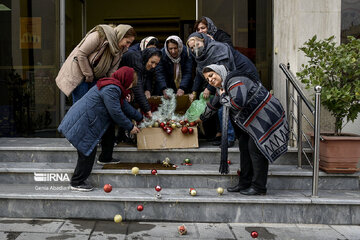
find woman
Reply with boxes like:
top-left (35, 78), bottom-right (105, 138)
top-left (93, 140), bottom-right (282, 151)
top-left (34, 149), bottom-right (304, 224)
top-left (155, 35), bottom-right (193, 96)
top-left (194, 16), bottom-right (233, 47)
top-left (58, 66), bottom-right (142, 191)
top-left (119, 47), bottom-right (162, 113)
top-left (199, 64), bottom-right (289, 195)
top-left (128, 36), bottom-right (159, 53)
top-left (56, 24), bottom-right (136, 103)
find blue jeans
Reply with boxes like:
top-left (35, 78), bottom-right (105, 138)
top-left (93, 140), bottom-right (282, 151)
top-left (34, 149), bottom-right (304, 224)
top-left (218, 106), bottom-right (235, 142)
top-left (72, 80), bottom-right (97, 104)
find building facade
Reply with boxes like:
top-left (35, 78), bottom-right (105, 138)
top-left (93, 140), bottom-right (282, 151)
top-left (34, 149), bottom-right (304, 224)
top-left (0, 0), bottom-right (358, 137)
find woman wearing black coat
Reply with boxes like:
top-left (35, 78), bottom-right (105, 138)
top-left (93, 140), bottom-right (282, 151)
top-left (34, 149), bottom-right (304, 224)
top-left (119, 47), bottom-right (162, 116)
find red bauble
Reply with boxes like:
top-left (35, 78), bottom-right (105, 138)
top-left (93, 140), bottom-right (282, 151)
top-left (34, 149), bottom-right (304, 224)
top-left (103, 184), bottom-right (112, 193)
top-left (179, 120), bottom-right (185, 125)
top-left (251, 231), bottom-right (258, 238)
top-left (181, 126), bottom-right (188, 134)
top-left (188, 128), bottom-right (194, 134)
top-left (184, 119), bottom-right (189, 124)
top-left (189, 121), bottom-right (197, 127)
top-left (155, 185), bottom-right (162, 192)
top-left (227, 160), bottom-right (231, 164)
top-left (151, 169), bottom-right (157, 175)
top-left (160, 122), bottom-right (165, 128)
top-left (163, 126), bottom-right (167, 131)
top-left (137, 205), bottom-right (144, 211)
top-left (166, 128), bottom-right (173, 135)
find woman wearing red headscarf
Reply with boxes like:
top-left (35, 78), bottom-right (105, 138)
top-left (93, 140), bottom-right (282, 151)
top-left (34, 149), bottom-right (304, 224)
top-left (58, 66), bottom-right (143, 191)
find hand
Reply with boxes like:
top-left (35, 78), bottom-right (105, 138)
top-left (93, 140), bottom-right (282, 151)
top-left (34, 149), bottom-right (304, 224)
top-left (130, 126), bottom-right (140, 134)
top-left (189, 93), bottom-right (195, 102)
top-left (176, 89), bottom-right (185, 96)
top-left (85, 75), bottom-right (94, 83)
top-left (145, 90), bottom-right (151, 99)
top-left (203, 88), bottom-right (210, 99)
top-left (219, 88), bottom-right (225, 95)
top-left (195, 119), bottom-right (202, 124)
top-left (146, 111), bottom-right (152, 118)
top-left (162, 89), bottom-right (170, 99)
top-left (125, 94), bottom-right (132, 102)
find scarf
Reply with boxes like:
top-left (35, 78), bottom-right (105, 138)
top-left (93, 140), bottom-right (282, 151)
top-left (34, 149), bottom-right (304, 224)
top-left (203, 16), bottom-right (218, 36)
top-left (202, 64), bottom-right (228, 88)
top-left (79, 24), bottom-right (120, 78)
top-left (187, 32), bottom-right (235, 75)
top-left (96, 66), bottom-right (134, 104)
top-left (164, 35), bottom-right (183, 88)
top-left (140, 36), bottom-right (157, 51)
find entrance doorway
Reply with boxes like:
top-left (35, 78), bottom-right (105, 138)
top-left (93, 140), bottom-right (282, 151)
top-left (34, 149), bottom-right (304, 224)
top-left (0, 0), bottom-right (272, 137)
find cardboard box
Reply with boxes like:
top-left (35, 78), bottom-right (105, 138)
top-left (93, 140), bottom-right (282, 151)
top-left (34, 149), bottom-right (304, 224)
top-left (137, 127), bottom-right (198, 150)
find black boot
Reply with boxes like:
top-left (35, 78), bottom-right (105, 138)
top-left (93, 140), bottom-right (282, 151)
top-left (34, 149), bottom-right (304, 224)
top-left (227, 182), bottom-right (251, 192)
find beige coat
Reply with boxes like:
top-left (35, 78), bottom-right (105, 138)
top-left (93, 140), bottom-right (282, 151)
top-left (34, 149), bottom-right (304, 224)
top-left (55, 31), bottom-right (121, 96)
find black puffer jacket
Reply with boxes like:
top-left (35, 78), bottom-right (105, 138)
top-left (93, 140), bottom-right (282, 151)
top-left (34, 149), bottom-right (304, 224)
top-left (119, 48), bottom-right (161, 112)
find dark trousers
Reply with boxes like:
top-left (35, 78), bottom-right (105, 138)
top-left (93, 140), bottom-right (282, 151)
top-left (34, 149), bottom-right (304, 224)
top-left (70, 124), bottom-right (115, 186)
top-left (233, 122), bottom-right (269, 192)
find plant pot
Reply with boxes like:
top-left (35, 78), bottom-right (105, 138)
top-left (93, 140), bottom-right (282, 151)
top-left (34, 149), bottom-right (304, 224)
top-left (311, 133), bottom-right (360, 173)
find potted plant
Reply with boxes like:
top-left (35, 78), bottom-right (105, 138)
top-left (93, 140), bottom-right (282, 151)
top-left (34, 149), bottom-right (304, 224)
top-left (297, 35), bottom-right (360, 173)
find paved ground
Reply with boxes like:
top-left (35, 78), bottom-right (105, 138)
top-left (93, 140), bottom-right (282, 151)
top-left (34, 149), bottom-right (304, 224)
top-left (0, 218), bottom-right (360, 240)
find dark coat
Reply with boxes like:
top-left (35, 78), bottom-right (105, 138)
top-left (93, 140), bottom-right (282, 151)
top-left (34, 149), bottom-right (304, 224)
top-left (128, 43), bottom-right (141, 53)
top-left (155, 45), bottom-right (193, 93)
top-left (214, 29), bottom-right (233, 47)
top-left (200, 70), bottom-right (289, 162)
top-left (119, 48), bottom-right (161, 112)
top-left (188, 32), bottom-right (235, 93)
top-left (58, 84), bottom-right (143, 156)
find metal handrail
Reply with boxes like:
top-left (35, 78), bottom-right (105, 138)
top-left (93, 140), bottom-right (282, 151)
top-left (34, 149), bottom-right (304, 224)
top-left (279, 63), bottom-right (321, 197)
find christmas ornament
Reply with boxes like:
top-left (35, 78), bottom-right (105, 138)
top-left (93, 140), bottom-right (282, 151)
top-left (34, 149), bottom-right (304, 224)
top-left (166, 127), bottom-right (173, 135)
top-left (189, 121), bottom-right (197, 127)
top-left (155, 193), bottom-right (162, 199)
top-left (190, 189), bottom-right (197, 196)
top-left (160, 122), bottom-right (165, 128)
top-left (179, 120), bottom-right (185, 125)
top-left (137, 205), bottom-right (144, 212)
top-left (151, 169), bottom-right (158, 175)
top-left (155, 185), bottom-right (162, 192)
top-left (227, 160), bottom-right (231, 164)
top-left (153, 122), bottom-right (159, 127)
top-left (114, 214), bottom-right (122, 223)
top-left (188, 128), bottom-right (194, 134)
top-left (251, 231), bottom-right (258, 238)
top-left (237, 169), bottom-right (241, 176)
top-left (217, 187), bottom-right (224, 195)
top-left (131, 167), bottom-right (140, 175)
top-left (178, 224), bottom-right (187, 235)
top-left (181, 126), bottom-right (188, 134)
top-left (184, 158), bottom-right (191, 164)
top-left (103, 184), bottom-right (112, 193)
top-left (171, 123), bottom-right (177, 129)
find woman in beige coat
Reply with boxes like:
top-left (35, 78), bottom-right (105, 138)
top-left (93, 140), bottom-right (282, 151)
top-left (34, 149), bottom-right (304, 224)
top-left (56, 24), bottom-right (136, 103)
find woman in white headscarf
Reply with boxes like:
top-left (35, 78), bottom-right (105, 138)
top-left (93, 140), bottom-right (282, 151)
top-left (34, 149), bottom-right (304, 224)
top-left (56, 24), bottom-right (136, 103)
top-left (155, 35), bottom-right (193, 97)
top-left (128, 36), bottom-right (159, 53)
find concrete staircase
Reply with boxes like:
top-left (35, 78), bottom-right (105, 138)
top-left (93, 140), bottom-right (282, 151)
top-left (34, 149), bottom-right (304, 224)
top-left (0, 138), bottom-right (359, 224)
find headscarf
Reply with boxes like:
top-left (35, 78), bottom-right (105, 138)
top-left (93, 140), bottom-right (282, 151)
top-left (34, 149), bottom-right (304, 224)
top-left (202, 64), bottom-right (228, 89)
top-left (140, 36), bottom-right (158, 51)
top-left (78, 24), bottom-right (121, 78)
top-left (202, 16), bottom-right (218, 36)
top-left (186, 32), bottom-right (235, 75)
top-left (164, 35), bottom-right (184, 89)
top-left (141, 47), bottom-right (162, 72)
top-left (96, 66), bottom-right (135, 104)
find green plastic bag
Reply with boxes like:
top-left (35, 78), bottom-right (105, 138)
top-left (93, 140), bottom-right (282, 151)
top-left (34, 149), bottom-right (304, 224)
top-left (185, 92), bottom-right (211, 122)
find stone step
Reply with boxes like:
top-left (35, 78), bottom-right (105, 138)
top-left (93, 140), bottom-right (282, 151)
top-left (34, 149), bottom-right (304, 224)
top-left (0, 162), bottom-right (358, 190)
top-left (0, 184), bottom-right (359, 224)
top-left (0, 138), bottom-right (303, 165)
